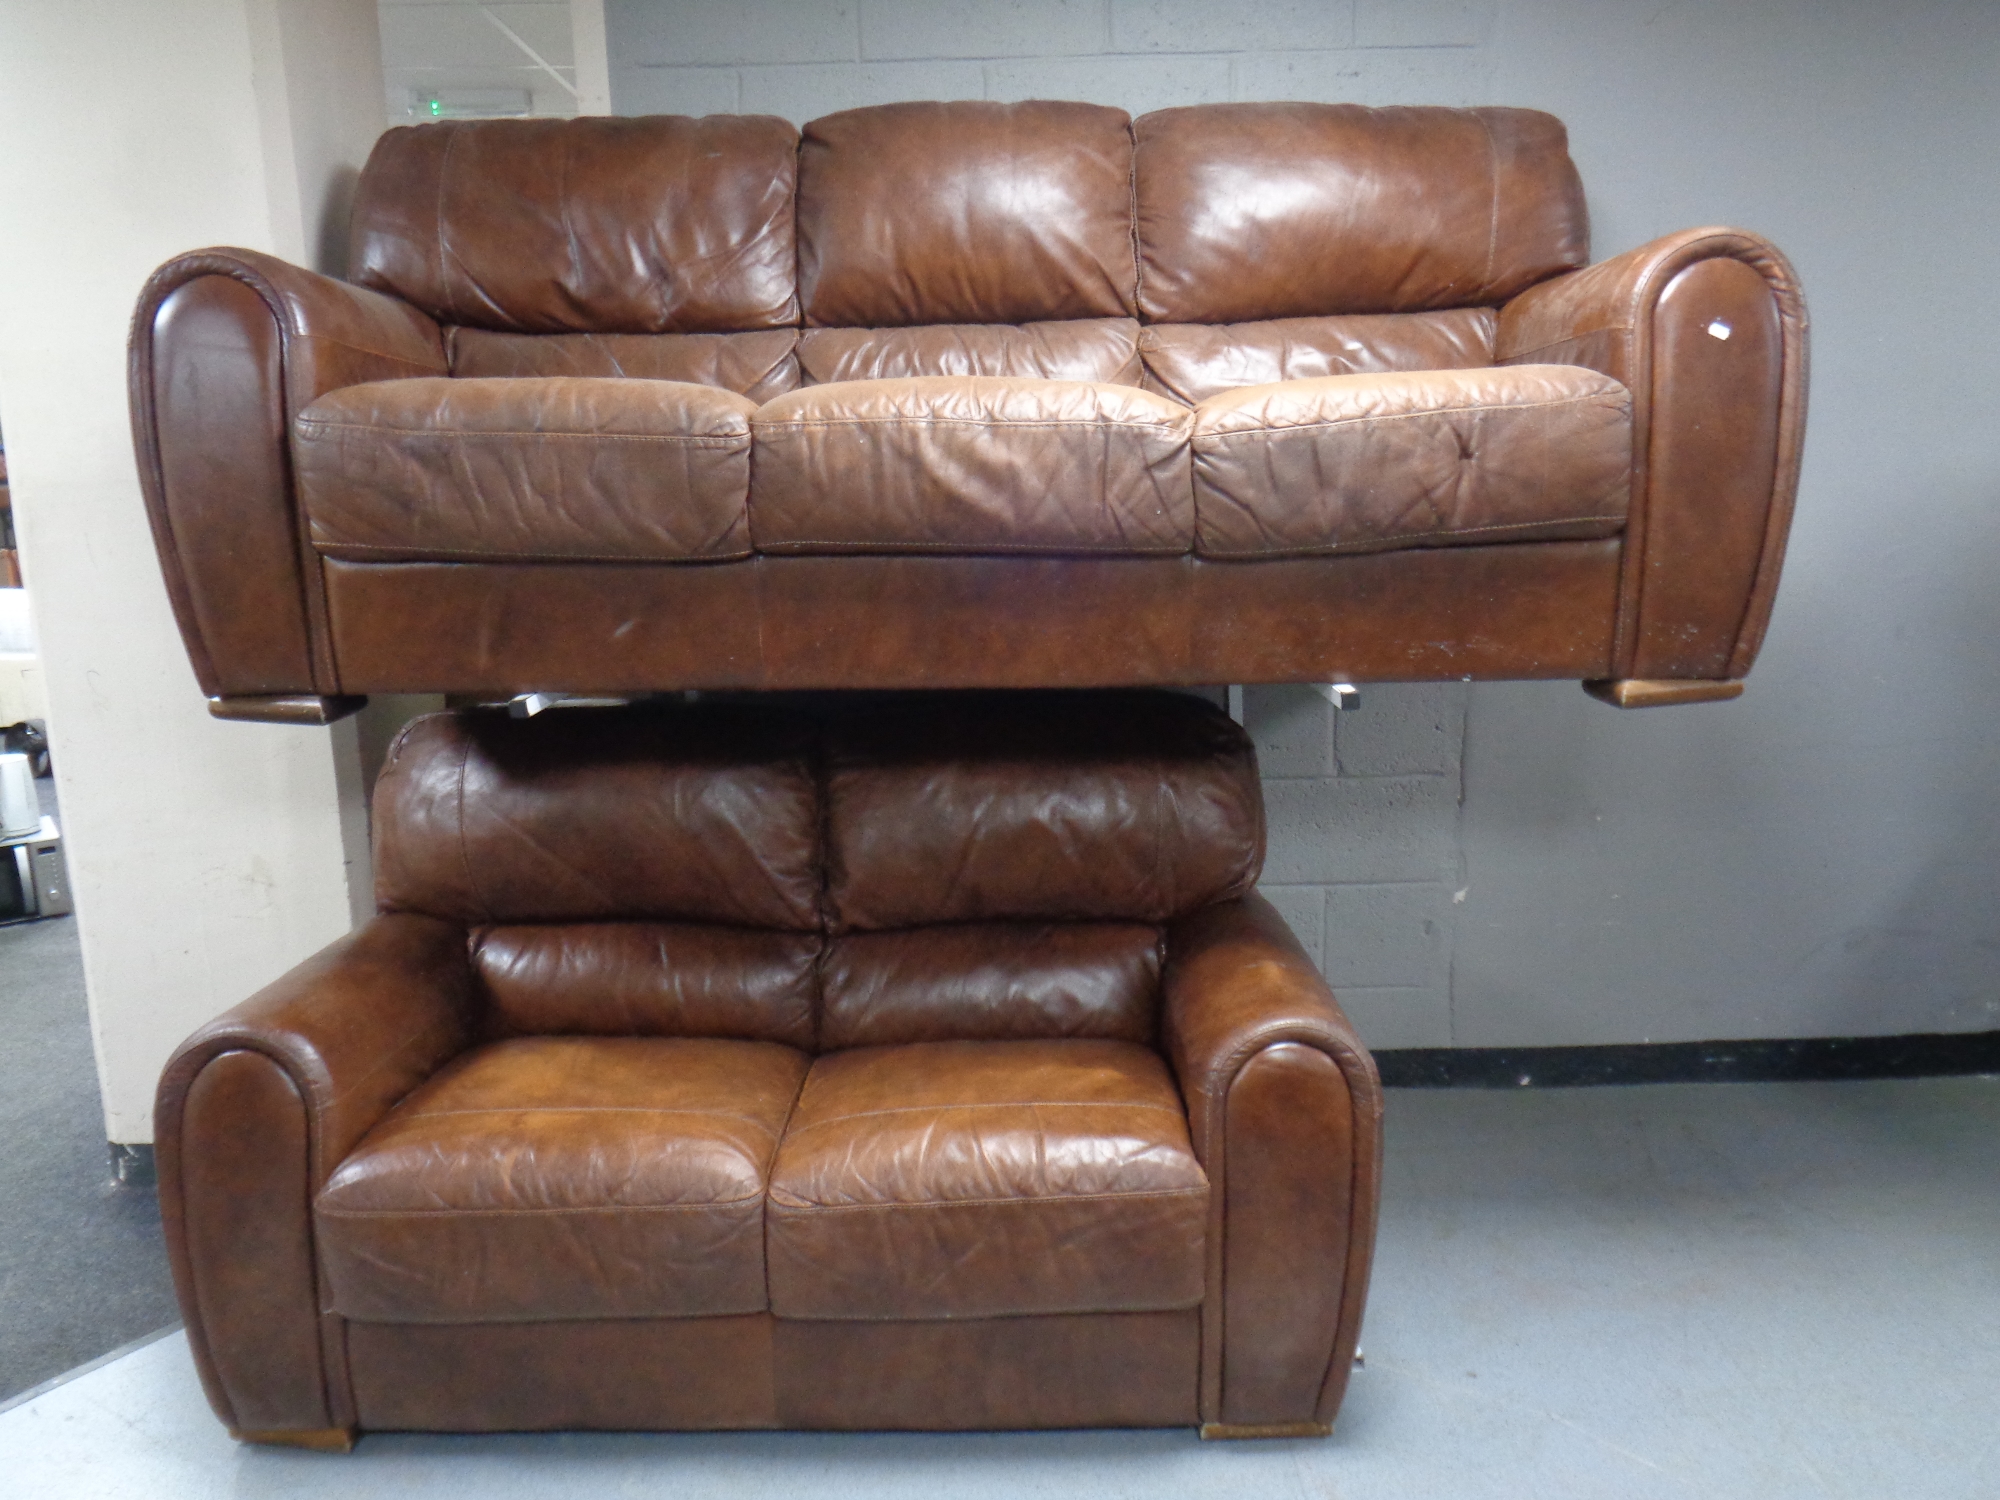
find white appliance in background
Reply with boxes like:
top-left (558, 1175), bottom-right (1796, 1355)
top-left (0, 587), bottom-right (32, 654)
top-left (0, 750), bottom-right (35, 835)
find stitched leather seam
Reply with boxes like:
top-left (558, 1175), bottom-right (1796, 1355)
top-left (314, 541), bottom-right (755, 565)
top-left (1197, 515), bottom-right (1628, 558)
top-left (764, 1192), bottom-right (1200, 1216)
top-left (317, 1199), bottom-right (763, 1217)
top-left (398, 1105), bottom-right (786, 1121)
top-left (756, 539), bottom-right (1188, 556)
top-left (757, 418), bottom-right (1187, 433)
top-left (295, 423), bottom-right (750, 444)
top-left (293, 334), bottom-right (444, 371)
top-left (1501, 328), bottom-right (1632, 360)
top-left (1475, 108), bottom-right (1501, 292)
top-left (782, 1099), bottom-right (1188, 1132)
top-left (1194, 392), bottom-right (1628, 440)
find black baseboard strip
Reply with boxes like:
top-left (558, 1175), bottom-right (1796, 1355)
top-left (1375, 1031), bottom-right (2000, 1088)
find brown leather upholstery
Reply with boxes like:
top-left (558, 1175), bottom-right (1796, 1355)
top-left (130, 249), bottom-right (447, 700)
top-left (797, 100), bottom-right (1137, 327)
top-left (349, 115), bottom-right (799, 333)
top-left (131, 102), bottom-right (1805, 716)
top-left (821, 690), bottom-right (1263, 928)
top-left (1498, 227), bottom-right (1807, 681)
top-left (1163, 895), bottom-right (1382, 1430)
top-left (473, 922), bottom-right (819, 1048)
top-left (819, 922), bottom-right (1161, 1050)
top-left (1133, 104), bottom-right (1587, 322)
top-left (321, 544), bottom-right (1623, 693)
top-left (446, 327), bottom-right (801, 402)
top-left (766, 1039), bottom-right (1208, 1319)
top-left (318, 1036), bottom-right (808, 1322)
top-left (798, 320), bottom-right (1144, 387)
top-left (297, 377), bottom-right (759, 563)
top-left (372, 704), bottom-right (820, 927)
top-left (155, 693), bottom-right (1381, 1441)
top-left (1140, 309), bottom-right (1497, 405)
top-left (1191, 365), bottom-right (1632, 558)
top-left (751, 376), bottom-right (1193, 556)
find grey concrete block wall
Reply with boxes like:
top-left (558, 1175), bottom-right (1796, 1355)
top-left (607, 0), bottom-right (1488, 122)
top-left (598, 0), bottom-right (2000, 1051)
top-left (1252, 684), bottom-right (1467, 1050)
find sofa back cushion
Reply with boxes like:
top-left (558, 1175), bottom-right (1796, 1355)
top-left (473, 922), bottom-right (819, 1049)
top-left (822, 691), bottom-right (1262, 931)
top-left (446, 327), bottom-right (801, 402)
top-left (374, 705), bottom-right (820, 928)
top-left (1140, 309), bottom-right (1497, 405)
top-left (349, 115), bottom-right (800, 334)
top-left (797, 101), bottom-right (1137, 328)
top-left (819, 922), bottom-right (1162, 1051)
top-left (797, 320), bottom-right (1142, 386)
top-left (1134, 103), bottom-right (1587, 324)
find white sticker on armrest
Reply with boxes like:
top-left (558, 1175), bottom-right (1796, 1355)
top-left (1706, 319), bottom-right (1733, 340)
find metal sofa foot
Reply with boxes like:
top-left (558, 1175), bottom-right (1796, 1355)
top-left (206, 694), bottom-right (366, 725)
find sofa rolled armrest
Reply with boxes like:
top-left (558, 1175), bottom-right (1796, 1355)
top-left (154, 913), bottom-right (473, 1439)
top-left (128, 248), bottom-right (447, 715)
top-left (1498, 226), bottom-right (1808, 693)
top-left (1162, 894), bottom-right (1383, 1435)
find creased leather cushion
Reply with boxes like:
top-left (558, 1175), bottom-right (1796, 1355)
top-left (317, 1037), bottom-right (808, 1323)
top-left (1193, 365), bottom-right (1632, 559)
top-left (750, 376), bottom-right (1193, 556)
top-left (373, 705), bottom-right (820, 928)
top-left (823, 690), bottom-right (1262, 930)
top-left (474, 923), bottom-right (819, 1049)
top-left (297, 377), bottom-right (757, 563)
top-left (1135, 103), bottom-right (1587, 323)
top-left (350, 115), bottom-right (799, 333)
top-left (820, 923), bottom-right (1163, 1051)
top-left (798, 320), bottom-right (1143, 387)
top-left (798, 101), bottom-right (1137, 327)
top-left (767, 1040), bottom-right (1208, 1320)
top-left (447, 328), bottom-right (801, 403)
top-left (1140, 310), bottom-right (1497, 406)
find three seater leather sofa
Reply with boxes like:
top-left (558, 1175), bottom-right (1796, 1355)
top-left (154, 691), bottom-right (1381, 1445)
top-left (130, 100), bottom-right (1807, 724)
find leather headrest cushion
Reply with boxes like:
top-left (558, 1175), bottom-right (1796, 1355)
top-left (797, 100), bottom-right (1138, 327)
top-left (822, 690), bottom-right (1263, 931)
top-left (349, 115), bottom-right (800, 334)
top-left (1135, 103), bottom-right (1588, 322)
top-left (373, 705), bottom-right (820, 927)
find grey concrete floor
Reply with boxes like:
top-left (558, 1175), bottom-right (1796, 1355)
top-left (3, 1073), bottom-right (1996, 1498)
top-left (0, 774), bottom-right (181, 1402)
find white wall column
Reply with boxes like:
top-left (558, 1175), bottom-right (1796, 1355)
top-left (0, 0), bottom-right (387, 1142)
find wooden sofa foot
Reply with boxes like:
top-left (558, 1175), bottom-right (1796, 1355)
top-left (231, 1426), bottom-right (356, 1452)
top-left (1583, 678), bottom-right (1745, 709)
top-left (207, 694), bottom-right (367, 725)
top-left (1199, 1421), bottom-right (1333, 1440)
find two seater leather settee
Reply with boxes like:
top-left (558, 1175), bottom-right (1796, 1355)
top-left (130, 100), bottom-right (1807, 725)
top-left (154, 691), bottom-right (1381, 1445)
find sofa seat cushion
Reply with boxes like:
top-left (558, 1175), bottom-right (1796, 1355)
top-left (1139, 309), bottom-right (1497, 406)
top-left (315, 1036), bottom-right (809, 1324)
top-left (296, 376), bottom-right (758, 564)
top-left (766, 1039), bottom-right (1208, 1320)
top-left (750, 376), bottom-right (1194, 556)
top-left (1191, 364), bottom-right (1632, 559)
top-left (797, 319), bottom-right (1142, 386)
